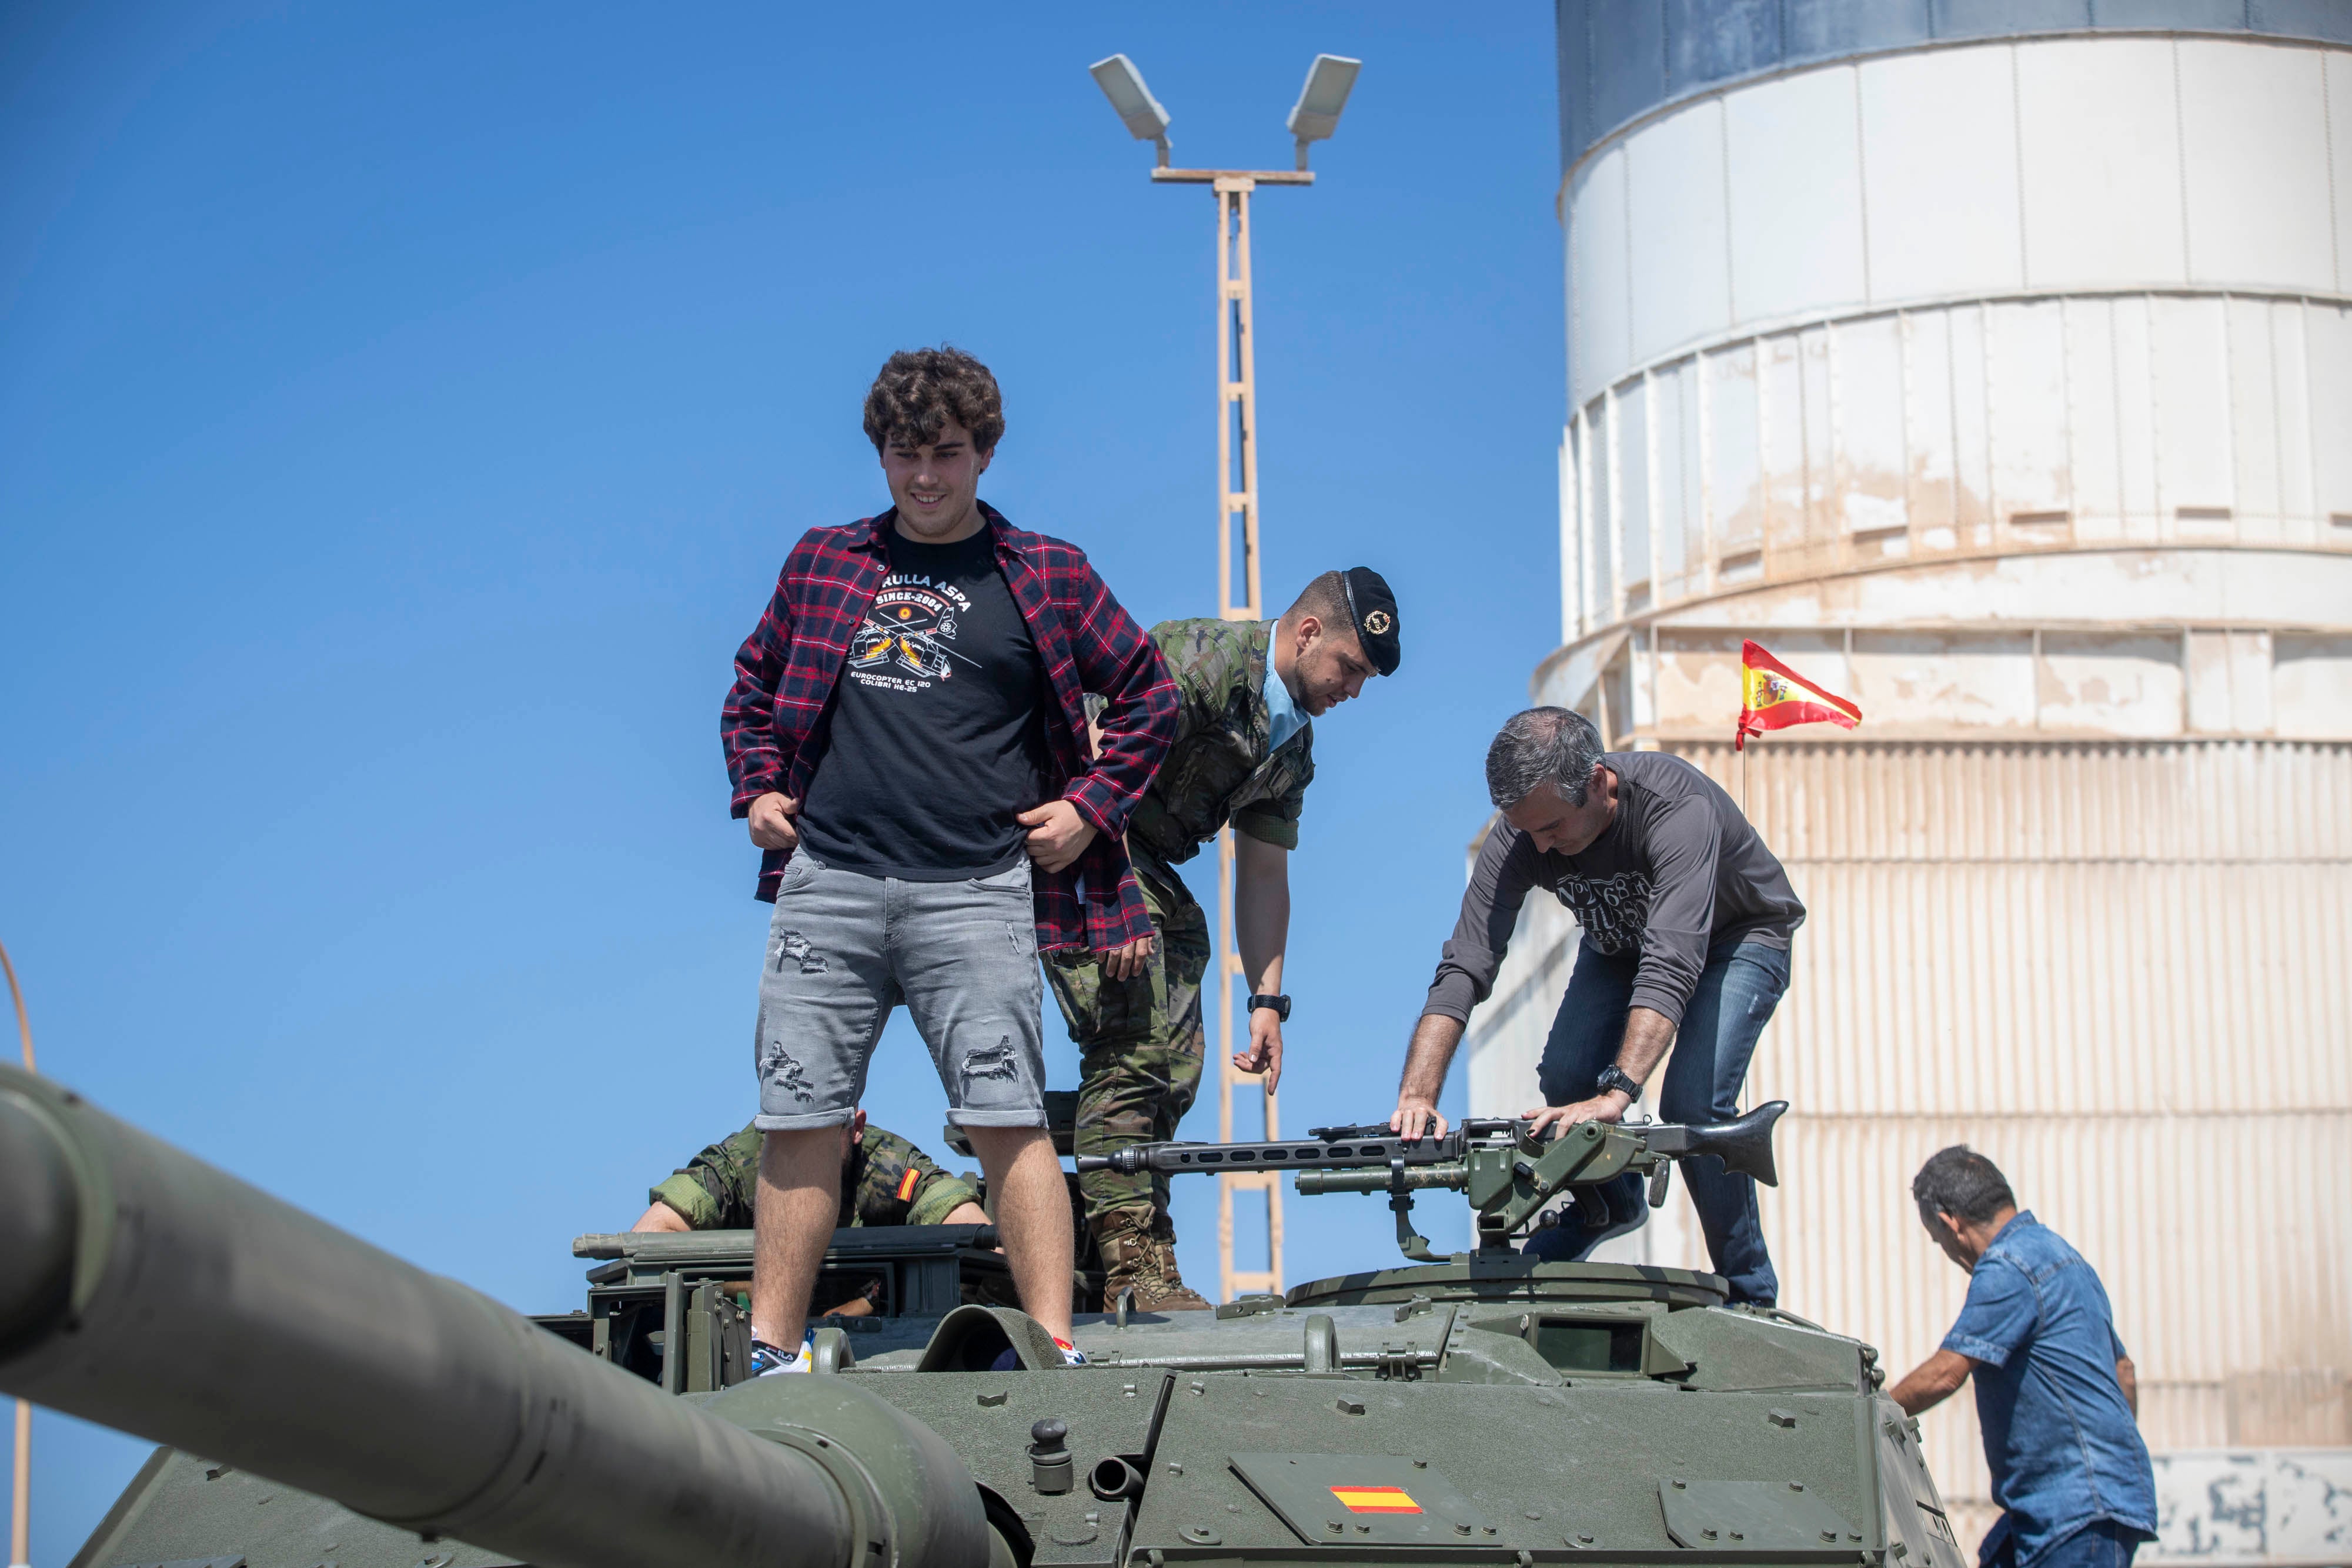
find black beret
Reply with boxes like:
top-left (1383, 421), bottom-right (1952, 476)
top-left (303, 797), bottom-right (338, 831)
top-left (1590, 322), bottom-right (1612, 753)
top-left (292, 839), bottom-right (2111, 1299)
top-left (1341, 566), bottom-right (1400, 676)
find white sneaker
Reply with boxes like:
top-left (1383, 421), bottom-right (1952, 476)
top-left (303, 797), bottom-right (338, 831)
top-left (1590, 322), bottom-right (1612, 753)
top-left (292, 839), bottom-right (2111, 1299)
top-left (751, 1329), bottom-right (815, 1376)
top-left (1054, 1336), bottom-right (1088, 1367)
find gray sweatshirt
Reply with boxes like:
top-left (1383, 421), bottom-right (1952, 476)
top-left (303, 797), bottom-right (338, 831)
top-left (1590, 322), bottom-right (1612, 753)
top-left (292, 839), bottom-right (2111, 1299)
top-left (1423, 751), bottom-right (1804, 1027)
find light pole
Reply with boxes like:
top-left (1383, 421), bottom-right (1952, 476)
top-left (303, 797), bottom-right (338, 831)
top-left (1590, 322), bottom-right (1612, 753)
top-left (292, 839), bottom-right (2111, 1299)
top-left (1089, 51), bottom-right (1359, 1304)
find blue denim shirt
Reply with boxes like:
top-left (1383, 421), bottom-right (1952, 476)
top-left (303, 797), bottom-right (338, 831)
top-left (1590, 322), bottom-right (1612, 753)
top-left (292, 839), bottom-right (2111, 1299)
top-left (1945, 1213), bottom-right (2157, 1567)
top-left (1260, 628), bottom-right (1307, 755)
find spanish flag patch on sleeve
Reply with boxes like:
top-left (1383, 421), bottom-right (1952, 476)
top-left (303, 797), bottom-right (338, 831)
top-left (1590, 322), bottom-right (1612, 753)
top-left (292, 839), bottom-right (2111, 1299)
top-left (1329, 1486), bottom-right (1422, 1514)
top-left (895, 1168), bottom-right (921, 1203)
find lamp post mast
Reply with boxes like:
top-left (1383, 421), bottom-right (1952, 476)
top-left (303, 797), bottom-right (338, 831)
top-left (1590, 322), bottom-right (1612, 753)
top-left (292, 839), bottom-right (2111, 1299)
top-left (1090, 52), bottom-right (1357, 1305)
top-left (1147, 159), bottom-right (1312, 1303)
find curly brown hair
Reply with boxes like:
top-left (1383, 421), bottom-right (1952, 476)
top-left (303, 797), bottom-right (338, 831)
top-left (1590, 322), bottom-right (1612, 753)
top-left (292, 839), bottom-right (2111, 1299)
top-left (862, 346), bottom-right (1006, 455)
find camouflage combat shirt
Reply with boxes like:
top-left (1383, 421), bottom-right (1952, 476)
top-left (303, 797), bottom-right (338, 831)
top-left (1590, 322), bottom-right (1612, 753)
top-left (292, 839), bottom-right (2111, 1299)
top-left (1120, 618), bottom-right (1314, 867)
top-left (649, 1123), bottom-right (983, 1230)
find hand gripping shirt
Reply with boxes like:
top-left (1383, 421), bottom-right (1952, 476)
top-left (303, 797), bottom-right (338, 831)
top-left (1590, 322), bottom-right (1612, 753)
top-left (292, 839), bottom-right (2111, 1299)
top-left (1945, 1213), bottom-right (2157, 1567)
top-left (649, 1122), bottom-right (982, 1231)
top-left (1120, 617), bottom-right (1315, 867)
top-left (1424, 750), bottom-right (1803, 1027)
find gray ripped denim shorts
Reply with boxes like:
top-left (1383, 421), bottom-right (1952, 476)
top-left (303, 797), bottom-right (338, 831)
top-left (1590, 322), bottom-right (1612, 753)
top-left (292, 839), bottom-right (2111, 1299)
top-left (751, 849), bottom-right (1047, 1131)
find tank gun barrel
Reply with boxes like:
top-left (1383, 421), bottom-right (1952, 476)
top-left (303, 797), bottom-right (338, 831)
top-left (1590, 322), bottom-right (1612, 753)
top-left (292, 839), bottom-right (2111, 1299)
top-left (0, 1064), bottom-right (990, 1568)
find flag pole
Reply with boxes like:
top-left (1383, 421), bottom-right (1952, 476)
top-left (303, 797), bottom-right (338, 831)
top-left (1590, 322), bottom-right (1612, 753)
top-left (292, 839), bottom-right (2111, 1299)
top-left (2, 940), bottom-right (34, 1568)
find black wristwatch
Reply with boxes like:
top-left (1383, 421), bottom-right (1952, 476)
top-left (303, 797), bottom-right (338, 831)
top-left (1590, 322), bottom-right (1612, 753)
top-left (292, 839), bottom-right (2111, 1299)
top-left (1595, 1064), bottom-right (1645, 1102)
top-left (1247, 993), bottom-right (1291, 1021)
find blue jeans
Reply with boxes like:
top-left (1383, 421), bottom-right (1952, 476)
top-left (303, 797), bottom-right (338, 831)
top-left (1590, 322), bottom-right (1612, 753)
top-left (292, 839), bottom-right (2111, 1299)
top-left (1519, 936), bottom-right (1788, 1305)
top-left (1987, 1519), bottom-right (2143, 1568)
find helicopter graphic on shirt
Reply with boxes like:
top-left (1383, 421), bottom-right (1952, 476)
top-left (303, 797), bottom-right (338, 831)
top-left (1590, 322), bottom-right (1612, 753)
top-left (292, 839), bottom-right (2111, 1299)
top-left (849, 581), bottom-right (983, 682)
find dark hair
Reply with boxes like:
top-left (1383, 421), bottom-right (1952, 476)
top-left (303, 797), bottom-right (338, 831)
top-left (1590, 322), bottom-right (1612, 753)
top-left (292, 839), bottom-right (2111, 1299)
top-left (1281, 571), bottom-right (1352, 636)
top-left (863, 346), bottom-right (1005, 454)
top-left (1912, 1145), bottom-right (2016, 1226)
top-left (1485, 707), bottom-right (1606, 810)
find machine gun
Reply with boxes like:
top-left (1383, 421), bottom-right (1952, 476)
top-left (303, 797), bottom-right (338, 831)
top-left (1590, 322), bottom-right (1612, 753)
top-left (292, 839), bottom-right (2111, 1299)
top-left (1077, 1102), bottom-right (1787, 1263)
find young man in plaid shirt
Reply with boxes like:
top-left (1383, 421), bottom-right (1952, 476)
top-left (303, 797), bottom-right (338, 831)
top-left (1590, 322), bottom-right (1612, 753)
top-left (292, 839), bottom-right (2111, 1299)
top-left (721, 346), bottom-right (1177, 1371)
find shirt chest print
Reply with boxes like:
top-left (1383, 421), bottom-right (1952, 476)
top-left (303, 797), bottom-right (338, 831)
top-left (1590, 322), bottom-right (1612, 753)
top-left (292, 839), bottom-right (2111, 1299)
top-left (848, 574), bottom-right (981, 690)
top-left (1553, 870), bottom-right (1653, 953)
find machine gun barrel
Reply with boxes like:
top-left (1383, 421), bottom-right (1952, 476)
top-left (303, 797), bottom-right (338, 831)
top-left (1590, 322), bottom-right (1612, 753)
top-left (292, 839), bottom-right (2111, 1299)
top-left (1075, 1127), bottom-right (1470, 1176)
top-left (0, 1064), bottom-right (990, 1568)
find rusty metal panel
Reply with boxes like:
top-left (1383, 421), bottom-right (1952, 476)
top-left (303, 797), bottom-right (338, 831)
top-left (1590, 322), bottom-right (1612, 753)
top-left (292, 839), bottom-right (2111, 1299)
top-left (1832, 313), bottom-right (1908, 539)
top-left (1655, 356), bottom-right (1701, 603)
top-left (1706, 341), bottom-right (1767, 560)
top-left (2151, 295), bottom-right (2238, 529)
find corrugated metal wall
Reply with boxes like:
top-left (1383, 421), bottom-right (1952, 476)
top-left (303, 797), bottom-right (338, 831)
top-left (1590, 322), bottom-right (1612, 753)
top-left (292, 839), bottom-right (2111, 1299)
top-left (1464, 738), bottom-right (2352, 1543)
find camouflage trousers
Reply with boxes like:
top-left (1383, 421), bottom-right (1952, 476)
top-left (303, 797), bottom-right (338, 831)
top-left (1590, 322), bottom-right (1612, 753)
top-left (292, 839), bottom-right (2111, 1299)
top-left (1045, 860), bottom-right (1210, 1229)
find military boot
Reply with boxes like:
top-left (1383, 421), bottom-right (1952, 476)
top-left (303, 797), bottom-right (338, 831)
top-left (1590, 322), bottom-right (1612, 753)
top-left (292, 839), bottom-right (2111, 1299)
top-left (1093, 1210), bottom-right (1212, 1312)
top-left (1148, 1212), bottom-right (1213, 1310)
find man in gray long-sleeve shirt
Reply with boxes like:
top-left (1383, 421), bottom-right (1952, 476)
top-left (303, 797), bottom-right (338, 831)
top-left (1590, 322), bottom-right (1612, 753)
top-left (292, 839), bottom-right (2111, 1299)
top-left (1388, 707), bottom-right (1802, 1303)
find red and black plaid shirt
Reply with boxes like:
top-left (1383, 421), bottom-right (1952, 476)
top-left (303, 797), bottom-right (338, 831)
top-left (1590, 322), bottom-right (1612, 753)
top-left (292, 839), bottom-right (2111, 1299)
top-left (721, 503), bottom-right (1177, 952)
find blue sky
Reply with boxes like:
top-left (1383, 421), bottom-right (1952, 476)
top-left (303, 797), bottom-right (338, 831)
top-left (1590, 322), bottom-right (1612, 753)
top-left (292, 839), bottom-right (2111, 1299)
top-left (0, 2), bottom-right (1563, 1554)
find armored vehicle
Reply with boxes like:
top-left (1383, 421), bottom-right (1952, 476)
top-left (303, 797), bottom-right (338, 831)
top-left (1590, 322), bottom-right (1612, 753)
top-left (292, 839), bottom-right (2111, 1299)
top-left (1, 1062), bottom-right (1970, 1568)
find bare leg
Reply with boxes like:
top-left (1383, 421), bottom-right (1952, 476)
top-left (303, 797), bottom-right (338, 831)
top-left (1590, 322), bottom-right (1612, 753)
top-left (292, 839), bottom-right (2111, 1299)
top-left (750, 1127), bottom-right (844, 1349)
top-left (964, 1125), bottom-right (1075, 1343)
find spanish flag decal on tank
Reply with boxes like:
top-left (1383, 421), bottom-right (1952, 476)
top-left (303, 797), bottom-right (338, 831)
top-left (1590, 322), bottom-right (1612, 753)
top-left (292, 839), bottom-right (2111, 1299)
top-left (1329, 1486), bottom-right (1422, 1514)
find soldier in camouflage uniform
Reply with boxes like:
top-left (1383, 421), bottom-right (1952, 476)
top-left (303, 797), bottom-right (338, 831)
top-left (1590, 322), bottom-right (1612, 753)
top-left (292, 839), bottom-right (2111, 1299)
top-left (632, 1108), bottom-right (987, 1233)
top-left (1048, 569), bottom-right (1402, 1310)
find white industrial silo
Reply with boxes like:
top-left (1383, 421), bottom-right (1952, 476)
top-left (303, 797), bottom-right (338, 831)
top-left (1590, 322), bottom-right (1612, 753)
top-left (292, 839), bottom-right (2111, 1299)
top-left (1464, 4), bottom-right (2352, 1558)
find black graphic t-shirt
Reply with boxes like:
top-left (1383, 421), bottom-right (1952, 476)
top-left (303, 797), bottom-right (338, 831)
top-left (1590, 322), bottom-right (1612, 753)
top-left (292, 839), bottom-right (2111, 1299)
top-left (1422, 751), bottom-right (1804, 1028)
top-left (796, 521), bottom-right (1051, 879)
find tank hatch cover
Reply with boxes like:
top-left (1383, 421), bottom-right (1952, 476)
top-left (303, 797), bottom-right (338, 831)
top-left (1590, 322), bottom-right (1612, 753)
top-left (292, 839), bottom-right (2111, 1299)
top-left (1230, 1453), bottom-right (1497, 1547)
top-left (1658, 1478), bottom-right (1862, 1550)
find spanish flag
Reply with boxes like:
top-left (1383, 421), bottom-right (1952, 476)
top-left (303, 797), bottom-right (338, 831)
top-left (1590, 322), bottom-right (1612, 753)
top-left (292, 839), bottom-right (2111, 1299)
top-left (1735, 639), bottom-right (1861, 751)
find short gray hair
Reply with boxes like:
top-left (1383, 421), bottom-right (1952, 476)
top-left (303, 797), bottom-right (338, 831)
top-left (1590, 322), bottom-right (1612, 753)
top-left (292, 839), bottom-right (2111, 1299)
top-left (1485, 707), bottom-right (1606, 810)
top-left (1912, 1145), bottom-right (2016, 1226)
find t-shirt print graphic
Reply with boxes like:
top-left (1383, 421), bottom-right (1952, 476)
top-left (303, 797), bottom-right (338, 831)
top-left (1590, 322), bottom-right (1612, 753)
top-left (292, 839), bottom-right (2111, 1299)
top-left (847, 574), bottom-right (980, 694)
top-left (1554, 870), bottom-right (1653, 954)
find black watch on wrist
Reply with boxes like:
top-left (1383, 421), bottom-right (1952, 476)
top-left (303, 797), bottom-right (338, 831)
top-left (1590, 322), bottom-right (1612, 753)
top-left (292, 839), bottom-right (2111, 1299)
top-left (1247, 993), bottom-right (1291, 1021)
top-left (1595, 1064), bottom-right (1644, 1102)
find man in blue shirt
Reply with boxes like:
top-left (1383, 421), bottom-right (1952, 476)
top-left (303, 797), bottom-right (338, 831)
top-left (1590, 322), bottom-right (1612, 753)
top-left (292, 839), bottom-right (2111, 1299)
top-left (1892, 1147), bottom-right (2157, 1568)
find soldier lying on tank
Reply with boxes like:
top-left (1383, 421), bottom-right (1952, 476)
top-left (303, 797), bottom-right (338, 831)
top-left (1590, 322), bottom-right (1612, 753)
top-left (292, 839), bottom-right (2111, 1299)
top-left (630, 1110), bottom-right (990, 1324)
top-left (1053, 569), bottom-right (1402, 1311)
top-left (630, 1108), bottom-right (990, 1234)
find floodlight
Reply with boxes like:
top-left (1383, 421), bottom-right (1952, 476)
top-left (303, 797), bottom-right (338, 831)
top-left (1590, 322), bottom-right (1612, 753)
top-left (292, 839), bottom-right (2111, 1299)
top-left (1285, 54), bottom-right (1361, 153)
top-left (1090, 54), bottom-right (1173, 165)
